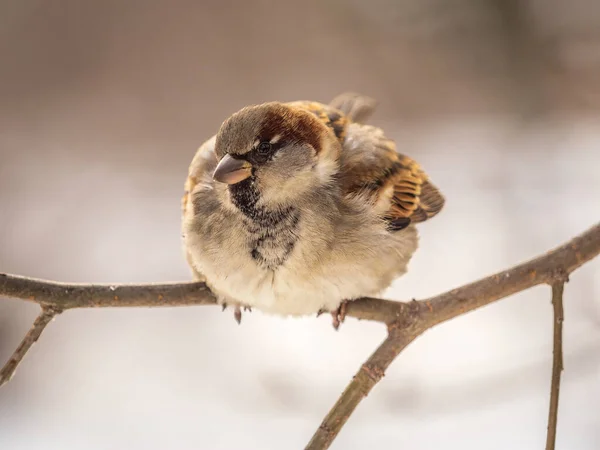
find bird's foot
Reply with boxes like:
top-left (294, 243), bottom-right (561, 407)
top-left (221, 302), bottom-right (252, 324)
top-left (317, 301), bottom-right (349, 331)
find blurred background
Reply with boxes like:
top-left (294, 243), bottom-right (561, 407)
top-left (1, 1), bottom-right (599, 449)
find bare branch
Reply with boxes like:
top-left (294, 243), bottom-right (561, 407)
top-left (0, 223), bottom-right (598, 322)
top-left (413, 221), bottom-right (599, 330)
top-left (305, 327), bottom-right (418, 450)
top-left (0, 306), bottom-right (61, 387)
top-left (1, 222), bottom-right (599, 448)
top-left (306, 222), bottom-right (599, 449)
top-left (0, 277), bottom-right (217, 309)
top-left (546, 281), bottom-right (566, 450)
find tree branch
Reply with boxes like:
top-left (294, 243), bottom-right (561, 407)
top-left (306, 222), bottom-right (599, 449)
top-left (1, 223), bottom-right (598, 321)
top-left (0, 305), bottom-right (61, 387)
top-left (1, 222), bottom-right (599, 448)
top-left (0, 277), bottom-right (217, 309)
top-left (545, 281), bottom-right (565, 450)
top-left (305, 327), bottom-right (419, 450)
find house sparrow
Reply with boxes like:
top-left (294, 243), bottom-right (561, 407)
top-left (182, 93), bottom-right (444, 328)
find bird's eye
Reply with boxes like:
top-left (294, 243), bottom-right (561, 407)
top-left (257, 141), bottom-right (272, 155)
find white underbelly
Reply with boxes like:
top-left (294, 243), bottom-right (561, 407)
top-left (197, 258), bottom-right (383, 316)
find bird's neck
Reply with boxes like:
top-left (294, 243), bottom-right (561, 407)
top-left (228, 178), bottom-right (298, 228)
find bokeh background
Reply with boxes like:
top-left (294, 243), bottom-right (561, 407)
top-left (1, 1), bottom-right (599, 449)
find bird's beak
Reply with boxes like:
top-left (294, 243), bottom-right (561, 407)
top-left (212, 154), bottom-right (252, 184)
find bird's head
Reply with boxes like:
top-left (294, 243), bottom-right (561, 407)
top-left (212, 102), bottom-right (341, 207)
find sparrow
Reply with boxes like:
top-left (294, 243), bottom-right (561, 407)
top-left (181, 93), bottom-right (445, 329)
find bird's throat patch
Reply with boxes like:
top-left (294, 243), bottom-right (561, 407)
top-left (229, 179), bottom-right (300, 270)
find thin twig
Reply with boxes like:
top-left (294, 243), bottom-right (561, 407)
top-left (0, 306), bottom-right (61, 387)
top-left (305, 327), bottom-right (418, 450)
top-left (546, 281), bottom-right (565, 450)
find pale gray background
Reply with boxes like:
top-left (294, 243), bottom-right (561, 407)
top-left (1, 1), bottom-right (599, 449)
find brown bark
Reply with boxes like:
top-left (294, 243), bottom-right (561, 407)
top-left (1, 222), bottom-right (599, 449)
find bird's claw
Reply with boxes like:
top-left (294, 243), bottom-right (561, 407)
top-left (234, 305), bottom-right (242, 324)
top-left (221, 302), bottom-right (251, 324)
top-left (329, 301), bottom-right (349, 331)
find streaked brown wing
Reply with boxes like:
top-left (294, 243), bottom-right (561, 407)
top-left (339, 123), bottom-right (445, 230)
top-left (384, 153), bottom-right (445, 226)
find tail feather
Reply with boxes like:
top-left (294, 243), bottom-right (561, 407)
top-left (329, 92), bottom-right (377, 124)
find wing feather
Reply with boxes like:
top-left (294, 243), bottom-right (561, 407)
top-left (323, 93), bottom-right (444, 229)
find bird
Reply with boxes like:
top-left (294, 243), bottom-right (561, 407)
top-left (181, 93), bottom-right (445, 329)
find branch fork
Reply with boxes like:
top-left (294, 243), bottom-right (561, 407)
top-left (1, 222), bottom-right (599, 449)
